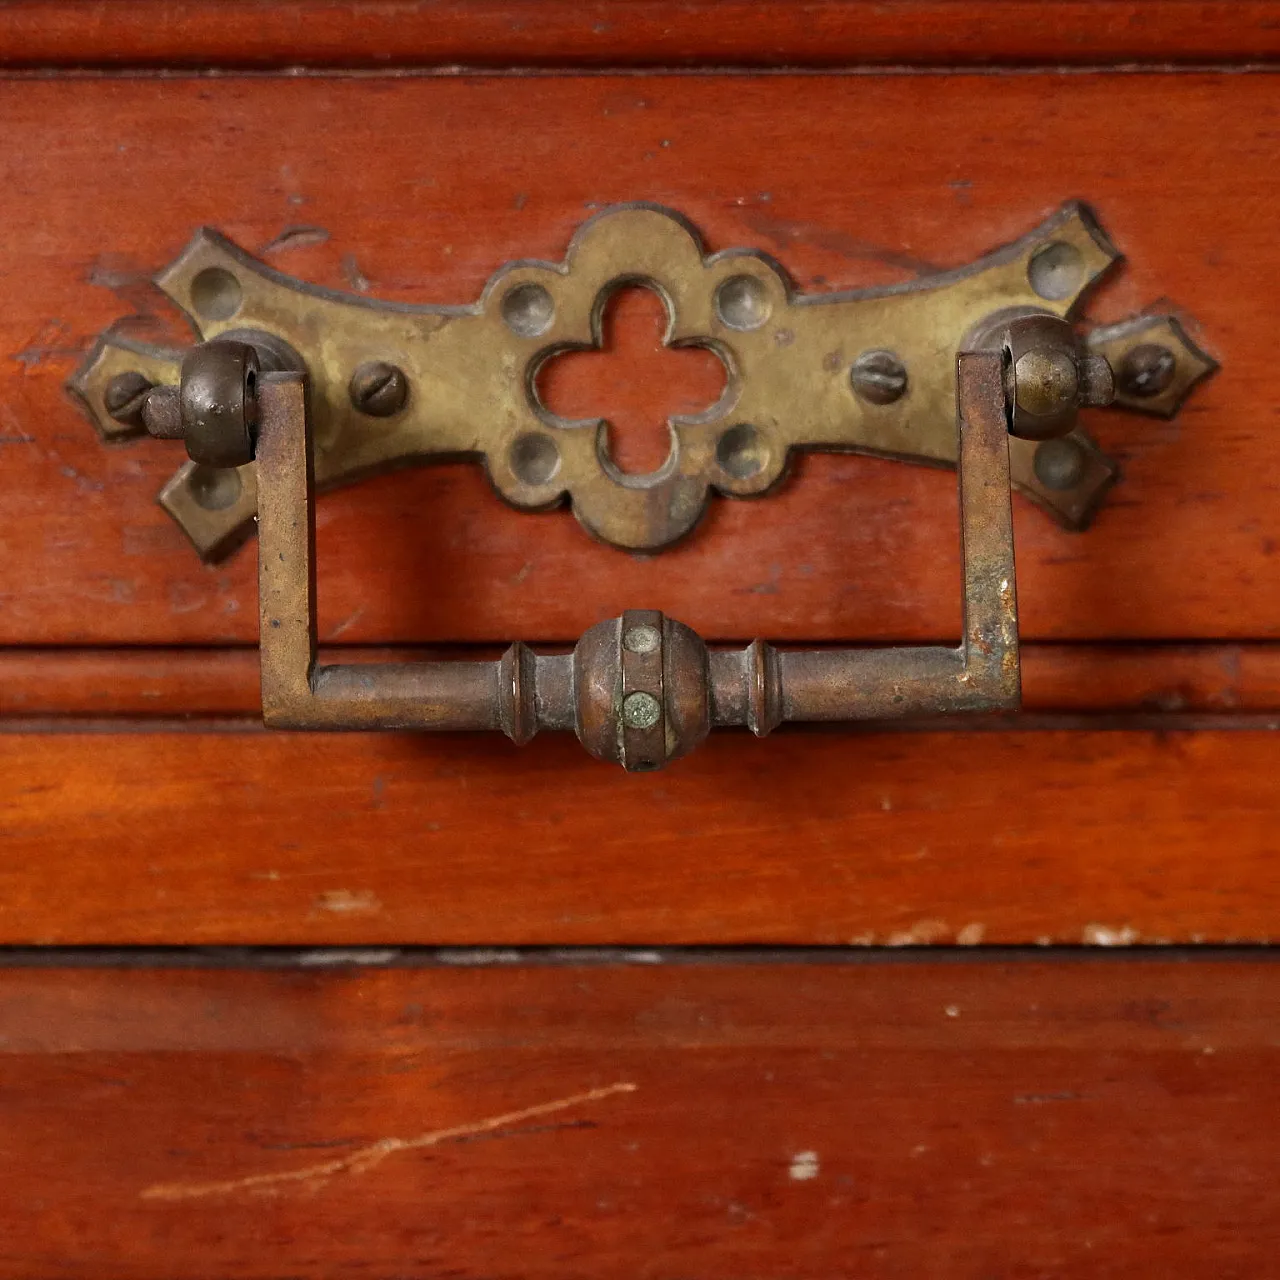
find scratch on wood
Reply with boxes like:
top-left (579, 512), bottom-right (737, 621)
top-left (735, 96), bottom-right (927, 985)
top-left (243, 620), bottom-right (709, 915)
top-left (14, 319), bottom-right (83, 370)
top-left (740, 210), bottom-right (943, 277)
top-left (313, 888), bottom-right (383, 915)
top-left (327, 606), bottom-right (366, 639)
top-left (342, 253), bottom-right (371, 293)
top-left (885, 918), bottom-right (951, 946)
top-left (261, 225), bottom-right (331, 255)
top-left (140, 1081), bottom-right (637, 1202)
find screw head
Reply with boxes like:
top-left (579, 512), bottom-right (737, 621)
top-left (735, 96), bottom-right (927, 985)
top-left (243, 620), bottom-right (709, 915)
top-left (850, 349), bottom-right (908, 405)
top-left (621, 691), bottom-right (662, 730)
top-left (1117, 343), bottom-right (1176, 399)
top-left (103, 370), bottom-right (154, 427)
top-left (349, 360), bottom-right (409, 417)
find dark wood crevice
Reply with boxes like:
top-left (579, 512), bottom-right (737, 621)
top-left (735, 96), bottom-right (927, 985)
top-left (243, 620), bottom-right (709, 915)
top-left (2, 642), bottom-right (1279, 718)
top-left (0, 943), bottom-right (1276, 968)
top-left (1, 2), bottom-right (1279, 71)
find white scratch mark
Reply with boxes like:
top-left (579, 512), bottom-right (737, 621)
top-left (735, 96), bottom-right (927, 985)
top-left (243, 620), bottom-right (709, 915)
top-left (1082, 923), bottom-right (1139, 946)
top-left (789, 1150), bottom-right (820, 1181)
top-left (944, 1005), bottom-right (960, 1018)
top-left (295, 949), bottom-right (401, 967)
top-left (885, 919), bottom-right (950, 946)
top-left (141, 1081), bottom-right (637, 1202)
top-left (433, 948), bottom-right (524, 966)
top-left (956, 923), bottom-right (985, 945)
top-left (314, 889), bottom-right (383, 915)
top-left (327, 606), bottom-right (366, 639)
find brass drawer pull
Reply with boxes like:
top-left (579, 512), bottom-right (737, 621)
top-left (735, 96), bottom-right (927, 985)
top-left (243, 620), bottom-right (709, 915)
top-left (72, 206), bottom-right (1215, 768)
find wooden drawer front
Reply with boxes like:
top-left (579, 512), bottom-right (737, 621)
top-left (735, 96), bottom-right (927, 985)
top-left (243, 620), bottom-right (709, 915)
top-left (0, 728), bottom-right (1274, 946)
top-left (1, 13), bottom-right (1277, 1276)
top-left (3, 953), bottom-right (1276, 1279)
top-left (1, 69), bottom-right (1277, 945)
top-left (0, 71), bottom-right (1260, 651)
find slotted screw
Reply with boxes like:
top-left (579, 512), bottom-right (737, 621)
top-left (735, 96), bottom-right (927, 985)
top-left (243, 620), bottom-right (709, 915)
top-left (103, 371), bottom-right (154, 428)
top-left (850, 349), bottom-right (908, 405)
top-left (1117, 343), bottom-right (1176, 399)
top-left (349, 360), bottom-right (409, 417)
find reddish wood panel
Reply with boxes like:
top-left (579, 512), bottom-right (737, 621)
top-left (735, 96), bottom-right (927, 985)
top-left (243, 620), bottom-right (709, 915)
top-left (1, 955), bottom-right (1276, 1277)
top-left (0, 641), bottom-right (1276, 716)
top-left (0, 73), bottom-right (1267, 645)
top-left (3, 727), bottom-right (1279, 944)
top-left (0, 1), bottom-right (1277, 67)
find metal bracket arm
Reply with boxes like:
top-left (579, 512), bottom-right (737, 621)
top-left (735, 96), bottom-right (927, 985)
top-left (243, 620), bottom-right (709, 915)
top-left (257, 353), bottom-right (1016, 770)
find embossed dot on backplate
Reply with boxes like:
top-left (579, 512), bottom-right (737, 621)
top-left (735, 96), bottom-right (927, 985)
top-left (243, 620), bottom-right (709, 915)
top-left (189, 267), bottom-right (243, 322)
top-left (715, 274), bottom-right (770, 331)
top-left (187, 464), bottom-right (244, 511)
top-left (716, 424), bottom-right (767, 480)
top-left (1027, 242), bottom-right (1085, 301)
top-left (508, 432), bottom-right (561, 485)
top-left (502, 283), bottom-right (555, 337)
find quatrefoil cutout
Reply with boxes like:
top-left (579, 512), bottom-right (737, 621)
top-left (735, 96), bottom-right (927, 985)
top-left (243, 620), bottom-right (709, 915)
top-left (535, 283), bottom-right (731, 480)
top-left (474, 206), bottom-right (806, 548)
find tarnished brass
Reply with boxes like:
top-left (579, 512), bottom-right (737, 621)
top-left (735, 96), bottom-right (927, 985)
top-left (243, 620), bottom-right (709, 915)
top-left (70, 202), bottom-right (1214, 559)
top-left (1003, 313), bottom-right (1114, 441)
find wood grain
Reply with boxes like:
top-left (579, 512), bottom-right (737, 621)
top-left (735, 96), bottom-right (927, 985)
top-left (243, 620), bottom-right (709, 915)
top-left (1, 953), bottom-right (1276, 1277)
top-left (1, 27), bottom-right (1273, 1277)
top-left (0, 72), bottom-right (1264, 645)
top-left (0, 642), bottom-right (1275, 716)
top-left (4, 727), bottom-right (1280, 944)
top-left (0, 1), bottom-right (1277, 68)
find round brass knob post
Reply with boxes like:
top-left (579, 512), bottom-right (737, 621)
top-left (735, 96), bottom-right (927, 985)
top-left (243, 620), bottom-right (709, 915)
top-left (1001, 314), bottom-right (1114, 441)
top-left (573, 612), bottom-right (711, 771)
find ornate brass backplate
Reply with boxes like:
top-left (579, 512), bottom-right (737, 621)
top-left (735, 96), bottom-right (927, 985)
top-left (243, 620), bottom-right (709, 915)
top-left (70, 202), bottom-right (1215, 559)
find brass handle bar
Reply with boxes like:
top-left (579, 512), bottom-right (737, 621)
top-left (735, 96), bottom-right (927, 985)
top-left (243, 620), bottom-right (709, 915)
top-left (250, 347), bottom-right (1021, 769)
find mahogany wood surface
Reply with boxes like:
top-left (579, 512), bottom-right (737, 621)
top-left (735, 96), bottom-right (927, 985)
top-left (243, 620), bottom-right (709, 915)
top-left (0, 71), bottom-right (1266, 647)
top-left (3, 727), bottom-right (1278, 945)
top-left (1, 15), bottom-right (1278, 1276)
top-left (1, 0), bottom-right (1278, 68)
top-left (1, 952), bottom-right (1276, 1278)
